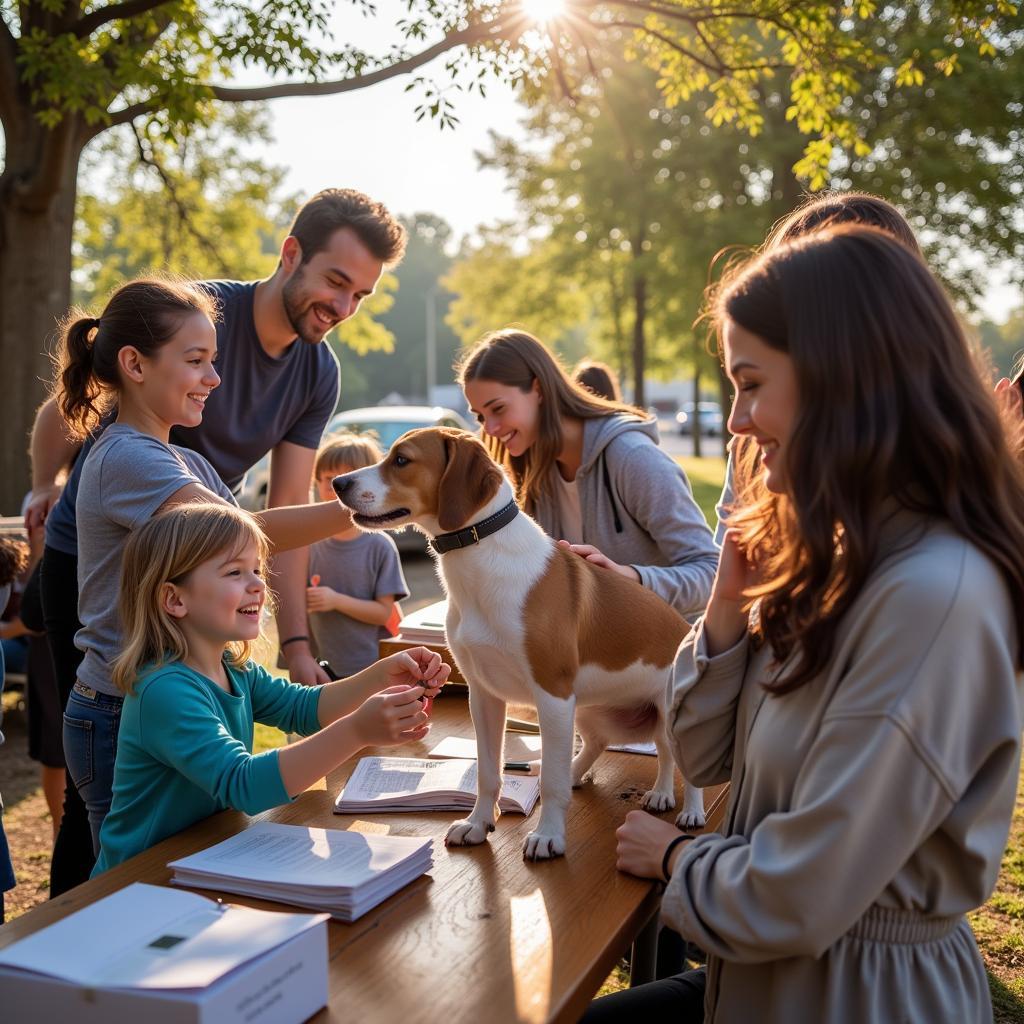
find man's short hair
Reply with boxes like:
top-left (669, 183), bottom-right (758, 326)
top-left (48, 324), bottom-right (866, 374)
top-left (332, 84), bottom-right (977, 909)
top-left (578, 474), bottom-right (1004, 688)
top-left (288, 189), bottom-right (407, 268)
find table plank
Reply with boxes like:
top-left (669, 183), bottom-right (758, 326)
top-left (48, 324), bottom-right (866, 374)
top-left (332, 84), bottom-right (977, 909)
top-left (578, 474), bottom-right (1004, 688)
top-left (0, 701), bottom-right (728, 1024)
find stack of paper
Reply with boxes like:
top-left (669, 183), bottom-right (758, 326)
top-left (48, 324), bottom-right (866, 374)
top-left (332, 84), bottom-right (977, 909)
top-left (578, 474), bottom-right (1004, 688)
top-left (395, 599), bottom-right (447, 643)
top-left (0, 883), bottom-right (328, 1024)
top-left (167, 822), bottom-right (433, 922)
top-left (335, 756), bottom-right (541, 815)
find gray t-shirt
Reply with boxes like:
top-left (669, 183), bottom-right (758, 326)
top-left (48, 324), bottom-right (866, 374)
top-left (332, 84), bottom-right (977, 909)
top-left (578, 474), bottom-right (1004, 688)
top-left (308, 533), bottom-right (408, 679)
top-left (75, 425), bottom-right (235, 695)
top-left (45, 279), bottom-right (340, 555)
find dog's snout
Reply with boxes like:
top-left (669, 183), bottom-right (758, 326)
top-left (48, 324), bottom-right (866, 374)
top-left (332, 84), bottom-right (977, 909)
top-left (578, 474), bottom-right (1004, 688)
top-left (332, 474), bottom-right (355, 501)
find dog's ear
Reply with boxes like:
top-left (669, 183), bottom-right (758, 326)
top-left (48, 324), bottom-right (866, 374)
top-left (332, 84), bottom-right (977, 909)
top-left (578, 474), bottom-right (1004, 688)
top-left (437, 431), bottom-right (503, 532)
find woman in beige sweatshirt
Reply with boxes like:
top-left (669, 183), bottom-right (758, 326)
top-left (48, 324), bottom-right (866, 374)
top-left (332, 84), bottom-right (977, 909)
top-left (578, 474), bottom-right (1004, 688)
top-left (587, 225), bottom-right (1024, 1023)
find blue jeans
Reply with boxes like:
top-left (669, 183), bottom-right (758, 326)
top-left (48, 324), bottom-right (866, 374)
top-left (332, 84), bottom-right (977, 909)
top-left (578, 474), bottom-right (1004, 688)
top-left (63, 683), bottom-right (124, 856)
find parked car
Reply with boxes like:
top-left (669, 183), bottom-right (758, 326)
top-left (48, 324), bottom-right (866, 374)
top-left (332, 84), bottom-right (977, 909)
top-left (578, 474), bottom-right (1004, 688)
top-left (675, 401), bottom-right (724, 437)
top-left (236, 405), bottom-right (475, 553)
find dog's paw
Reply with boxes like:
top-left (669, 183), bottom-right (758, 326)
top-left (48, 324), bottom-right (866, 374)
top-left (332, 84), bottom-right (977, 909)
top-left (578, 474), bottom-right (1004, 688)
top-left (571, 769), bottom-right (595, 789)
top-left (445, 818), bottom-right (494, 847)
top-left (641, 789), bottom-right (676, 813)
top-left (675, 808), bottom-right (706, 830)
top-left (522, 830), bottom-right (566, 861)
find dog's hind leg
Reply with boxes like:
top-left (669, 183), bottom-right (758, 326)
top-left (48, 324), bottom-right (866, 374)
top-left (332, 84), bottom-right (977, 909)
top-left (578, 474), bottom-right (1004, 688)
top-left (523, 689), bottom-right (576, 861)
top-left (446, 684), bottom-right (506, 848)
top-left (571, 708), bottom-right (606, 789)
top-left (641, 712), bottom-right (681, 815)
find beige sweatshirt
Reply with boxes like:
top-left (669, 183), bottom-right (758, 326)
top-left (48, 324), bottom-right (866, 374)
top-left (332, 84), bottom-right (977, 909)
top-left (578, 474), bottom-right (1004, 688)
top-left (664, 510), bottom-right (1021, 1024)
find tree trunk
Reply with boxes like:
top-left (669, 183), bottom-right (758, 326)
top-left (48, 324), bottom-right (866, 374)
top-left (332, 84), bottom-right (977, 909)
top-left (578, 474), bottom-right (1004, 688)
top-left (631, 270), bottom-right (647, 410)
top-left (692, 357), bottom-right (702, 459)
top-left (0, 118), bottom-right (83, 513)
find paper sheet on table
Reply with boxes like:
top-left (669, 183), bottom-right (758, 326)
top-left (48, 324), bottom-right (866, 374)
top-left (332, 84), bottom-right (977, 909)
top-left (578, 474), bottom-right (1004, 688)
top-left (607, 741), bottom-right (658, 756)
top-left (169, 822), bottom-right (429, 888)
top-left (0, 882), bottom-right (324, 990)
top-left (429, 734), bottom-right (543, 761)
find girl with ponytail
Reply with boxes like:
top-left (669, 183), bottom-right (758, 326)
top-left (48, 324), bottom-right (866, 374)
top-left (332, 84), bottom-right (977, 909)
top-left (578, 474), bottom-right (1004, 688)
top-left (52, 278), bottom-right (360, 860)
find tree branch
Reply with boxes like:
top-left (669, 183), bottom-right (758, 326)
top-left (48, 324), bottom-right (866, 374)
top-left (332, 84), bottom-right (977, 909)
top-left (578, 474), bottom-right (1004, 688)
top-left (103, 100), bottom-right (157, 130)
top-left (205, 20), bottom-right (495, 103)
top-left (130, 121), bottom-right (231, 275)
top-left (73, 0), bottom-right (173, 38)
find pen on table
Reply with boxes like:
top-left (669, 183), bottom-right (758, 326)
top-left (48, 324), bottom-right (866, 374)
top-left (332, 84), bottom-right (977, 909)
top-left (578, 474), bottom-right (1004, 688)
top-left (504, 761), bottom-right (533, 772)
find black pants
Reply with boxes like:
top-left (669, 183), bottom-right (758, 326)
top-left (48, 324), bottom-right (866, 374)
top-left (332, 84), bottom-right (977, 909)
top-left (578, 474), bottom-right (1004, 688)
top-left (39, 545), bottom-right (95, 895)
top-left (579, 967), bottom-right (706, 1022)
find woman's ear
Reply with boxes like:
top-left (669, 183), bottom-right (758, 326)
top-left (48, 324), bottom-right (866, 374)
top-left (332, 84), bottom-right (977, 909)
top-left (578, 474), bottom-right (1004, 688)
top-left (532, 378), bottom-right (542, 403)
top-left (117, 345), bottom-right (145, 384)
top-left (437, 432), bottom-right (504, 532)
top-left (161, 582), bottom-right (188, 619)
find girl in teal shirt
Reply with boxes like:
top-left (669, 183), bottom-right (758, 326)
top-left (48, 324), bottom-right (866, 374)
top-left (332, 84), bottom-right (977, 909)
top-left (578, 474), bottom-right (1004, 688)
top-left (93, 502), bottom-right (448, 874)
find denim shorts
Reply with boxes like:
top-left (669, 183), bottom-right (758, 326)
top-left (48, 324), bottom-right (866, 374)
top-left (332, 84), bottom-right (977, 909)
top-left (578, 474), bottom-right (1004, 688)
top-left (63, 682), bottom-right (124, 855)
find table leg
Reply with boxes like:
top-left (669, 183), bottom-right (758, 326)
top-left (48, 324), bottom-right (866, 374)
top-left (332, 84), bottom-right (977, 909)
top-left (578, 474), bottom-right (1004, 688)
top-left (629, 908), bottom-right (660, 987)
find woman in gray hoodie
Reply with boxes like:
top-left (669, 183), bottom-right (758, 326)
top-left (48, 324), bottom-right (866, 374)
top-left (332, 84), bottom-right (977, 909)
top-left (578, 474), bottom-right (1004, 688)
top-left (590, 226), bottom-right (1024, 1023)
top-left (459, 330), bottom-right (718, 621)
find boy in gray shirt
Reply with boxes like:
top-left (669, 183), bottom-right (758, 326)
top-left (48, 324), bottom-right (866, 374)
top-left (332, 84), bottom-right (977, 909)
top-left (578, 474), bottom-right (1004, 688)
top-left (306, 434), bottom-right (408, 679)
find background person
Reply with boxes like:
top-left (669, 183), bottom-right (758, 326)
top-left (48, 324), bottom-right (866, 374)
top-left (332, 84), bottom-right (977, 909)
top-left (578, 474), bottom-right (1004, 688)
top-left (28, 188), bottom-right (406, 896)
top-left (306, 432), bottom-right (408, 680)
top-left (590, 226), bottom-right (1024, 1023)
top-left (573, 359), bottom-right (622, 402)
top-left (459, 330), bottom-right (717, 620)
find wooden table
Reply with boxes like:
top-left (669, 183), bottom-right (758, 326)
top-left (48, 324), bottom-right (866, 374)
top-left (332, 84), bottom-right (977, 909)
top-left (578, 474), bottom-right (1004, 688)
top-left (0, 699), bottom-right (728, 1024)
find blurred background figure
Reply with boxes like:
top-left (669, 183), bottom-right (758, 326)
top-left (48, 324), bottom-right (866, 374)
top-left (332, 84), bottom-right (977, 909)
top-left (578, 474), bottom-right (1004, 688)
top-left (573, 359), bottom-right (622, 403)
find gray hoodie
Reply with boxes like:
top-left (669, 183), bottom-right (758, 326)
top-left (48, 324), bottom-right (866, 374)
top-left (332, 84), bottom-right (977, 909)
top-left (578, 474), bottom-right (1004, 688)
top-left (532, 414), bottom-right (718, 619)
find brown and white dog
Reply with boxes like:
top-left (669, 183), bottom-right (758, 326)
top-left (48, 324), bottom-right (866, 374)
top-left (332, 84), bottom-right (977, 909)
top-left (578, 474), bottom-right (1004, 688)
top-left (334, 427), bottom-right (704, 860)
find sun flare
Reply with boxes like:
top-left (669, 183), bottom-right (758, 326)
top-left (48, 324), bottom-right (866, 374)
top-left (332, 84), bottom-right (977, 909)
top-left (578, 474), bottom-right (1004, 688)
top-left (519, 0), bottom-right (567, 27)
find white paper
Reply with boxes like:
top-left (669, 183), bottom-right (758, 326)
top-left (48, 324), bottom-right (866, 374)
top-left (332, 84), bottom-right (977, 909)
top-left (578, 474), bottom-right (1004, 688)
top-left (607, 741), bottom-right (658, 756)
top-left (428, 734), bottom-right (543, 760)
top-left (337, 756), bottom-right (540, 813)
top-left (169, 822), bottom-right (432, 890)
top-left (0, 883), bottom-right (325, 990)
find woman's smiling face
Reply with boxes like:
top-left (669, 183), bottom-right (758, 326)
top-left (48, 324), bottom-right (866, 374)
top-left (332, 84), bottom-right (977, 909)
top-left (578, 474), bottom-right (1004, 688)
top-left (723, 318), bottom-right (800, 495)
top-left (464, 378), bottom-right (543, 457)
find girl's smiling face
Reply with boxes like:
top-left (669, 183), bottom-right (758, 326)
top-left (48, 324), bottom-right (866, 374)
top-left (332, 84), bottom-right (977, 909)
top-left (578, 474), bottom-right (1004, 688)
top-left (166, 538), bottom-right (266, 643)
top-left (723, 318), bottom-right (800, 495)
top-left (135, 312), bottom-right (220, 430)
top-left (463, 378), bottom-right (543, 457)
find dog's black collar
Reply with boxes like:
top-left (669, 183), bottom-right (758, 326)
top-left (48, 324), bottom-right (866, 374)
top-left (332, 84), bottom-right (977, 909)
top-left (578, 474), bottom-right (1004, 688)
top-left (430, 499), bottom-right (519, 555)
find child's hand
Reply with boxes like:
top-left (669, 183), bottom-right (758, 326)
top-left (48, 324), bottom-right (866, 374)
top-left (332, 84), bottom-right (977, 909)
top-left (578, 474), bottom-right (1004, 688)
top-left (306, 585), bottom-right (340, 613)
top-left (378, 647), bottom-right (451, 698)
top-left (352, 686), bottom-right (431, 746)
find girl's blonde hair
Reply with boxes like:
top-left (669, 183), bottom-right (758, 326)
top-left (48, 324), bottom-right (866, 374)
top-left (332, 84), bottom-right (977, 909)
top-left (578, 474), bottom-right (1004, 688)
top-left (112, 502), bottom-right (270, 694)
top-left (456, 329), bottom-right (645, 512)
top-left (314, 431), bottom-right (384, 478)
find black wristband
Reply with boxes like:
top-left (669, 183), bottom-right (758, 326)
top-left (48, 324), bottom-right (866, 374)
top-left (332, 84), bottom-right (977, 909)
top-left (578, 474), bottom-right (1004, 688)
top-left (279, 635), bottom-right (310, 650)
top-left (661, 833), bottom-right (694, 883)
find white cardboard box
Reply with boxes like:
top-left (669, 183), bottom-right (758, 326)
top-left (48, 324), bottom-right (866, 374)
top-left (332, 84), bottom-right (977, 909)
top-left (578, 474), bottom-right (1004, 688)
top-left (0, 883), bottom-right (329, 1024)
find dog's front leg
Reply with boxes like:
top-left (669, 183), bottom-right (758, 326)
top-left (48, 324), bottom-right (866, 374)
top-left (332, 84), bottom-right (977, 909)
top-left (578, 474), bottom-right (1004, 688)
top-left (523, 689), bottom-right (576, 861)
top-left (445, 684), bottom-right (506, 848)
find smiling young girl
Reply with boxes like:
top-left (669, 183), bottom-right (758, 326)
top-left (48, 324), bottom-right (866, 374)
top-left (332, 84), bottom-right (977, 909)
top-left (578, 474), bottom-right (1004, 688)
top-left (458, 331), bottom-right (718, 619)
top-left (588, 226), bottom-right (1024, 1023)
top-left (93, 503), bottom-right (445, 874)
top-left (54, 277), bottom-right (355, 857)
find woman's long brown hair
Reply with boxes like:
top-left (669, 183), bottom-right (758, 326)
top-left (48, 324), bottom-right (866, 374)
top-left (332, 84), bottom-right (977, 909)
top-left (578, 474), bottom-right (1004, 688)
top-left (717, 224), bottom-right (1024, 693)
top-left (456, 329), bottom-right (645, 512)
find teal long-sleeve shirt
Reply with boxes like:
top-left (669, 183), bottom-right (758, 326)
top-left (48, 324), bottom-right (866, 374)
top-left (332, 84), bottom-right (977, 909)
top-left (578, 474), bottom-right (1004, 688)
top-left (93, 658), bottom-right (322, 875)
